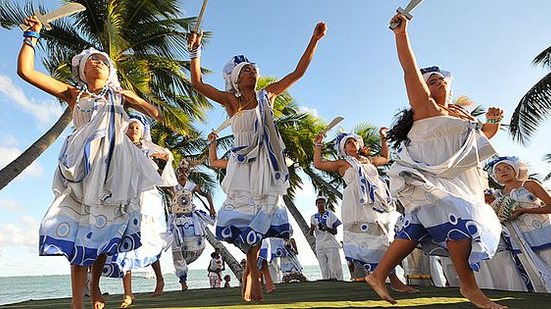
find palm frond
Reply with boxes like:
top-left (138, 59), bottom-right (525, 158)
top-left (510, 72), bottom-right (551, 145)
top-left (532, 46), bottom-right (551, 69)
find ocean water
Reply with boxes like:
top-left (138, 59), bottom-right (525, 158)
top-left (0, 265), bottom-right (325, 306)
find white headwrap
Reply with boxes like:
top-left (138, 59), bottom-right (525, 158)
top-left (128, 113), bottom-right (152, 142)
top-left (222, 55), bottom-right (260, 98)
top-left (334, 133), bottom-right (364, 158)
top-left (71, 47), bottom-right (121, 90)
top-left (420, 66), bottom-right (452, 84)
top-left (489, 156), bottom-right (529, 185)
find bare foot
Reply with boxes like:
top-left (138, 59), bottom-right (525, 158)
top-left (389, 275), bottom-right (419, 293)
top-left (365, 274), bottom-right (397, 305)
top-left (91, 286), bottom-right (105, 309)
top-left (120, 294), bottom-right (135, 308)
top-left (460, 287), bottom-right (508, 309)
top-left (180, 282), bottom-right (188, 292)
top-left (150, 279), bottom-right (164, 297)
top-left (265, 282), bottom-right (276, 294)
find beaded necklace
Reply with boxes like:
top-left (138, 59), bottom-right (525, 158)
top-left (75, 84), bottom-right (109, 113)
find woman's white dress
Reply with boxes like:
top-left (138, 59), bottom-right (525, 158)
top-left (342, 159), bottom-right (398, 272)
top-left (39, 91), bottom-right (161, 266)
top-left (215, 89), bottom-right (291, 252)
top-left (102, 142), bottom-right (177, 277)
top-left (491, 186), bottom-right (551, 292)
top-left (389, 116), bottom-right (501, 270)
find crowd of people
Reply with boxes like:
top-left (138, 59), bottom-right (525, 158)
top-left (16, 8), bottom-right (551, 309)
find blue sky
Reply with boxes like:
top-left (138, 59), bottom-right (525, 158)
top-left (1, 0), bottom-right (551, 278)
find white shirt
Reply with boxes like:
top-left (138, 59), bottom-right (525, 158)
top-left (311, 210), bottom-right (341, 249)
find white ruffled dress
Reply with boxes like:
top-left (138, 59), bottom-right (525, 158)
top-left (39, 91), bottom-right (161, 266)
top-left (389, 116), bottom-right (501, 271)
top-left (215, 90), bottom-right (291, 253)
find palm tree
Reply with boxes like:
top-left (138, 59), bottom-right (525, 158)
top-left (510, 47), bottom-right (551, 145)
top-left (0, 107), bottom-right (72, 190)
top-left (0, 0), bottom-right (211, 189)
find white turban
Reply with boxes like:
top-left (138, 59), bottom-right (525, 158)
top-left (420, 66), bottom-right (452, 84)
top-left (222, 55), bottom-right (260, 97)
top-left (334, 133), bottom-right (364, 158)
top-left (128, 113), bottom-right (152, 142)
top-left (71, 47), bottom-right (121, 90)
top-left (489, 156), bottom-right (529, 185)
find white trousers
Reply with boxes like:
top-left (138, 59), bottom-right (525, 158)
top-left (316, 246), bottom-right (343, 280)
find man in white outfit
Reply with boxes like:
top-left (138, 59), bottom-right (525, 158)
top-left (310, 196), bottom-right (343, 280)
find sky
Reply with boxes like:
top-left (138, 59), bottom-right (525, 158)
top-left (1, 0), bottom-right (551, 280)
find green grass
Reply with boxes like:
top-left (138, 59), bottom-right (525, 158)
top-left (2, 281), bottom-right (549, 308)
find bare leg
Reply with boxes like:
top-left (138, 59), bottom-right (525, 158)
top-left (365, 238), bottom-right (418, 304)
top-left (70, 265), bottom-right (88, 309)
top-left (150, 261), bottom-right (164, 297)
top-left (120, 271), bottom-right (135, 308)
top-left (261, 261), bottom-right (276, 293)
top-left (389, 273), bottom-right (418, 293)
top-left (241, 263), bottom-right (250, 301)
top-left (244, 245), bottom-right (263, 302)
top-left (90, 254), bottom-right (106, 309)
top-left (447, 239), bottom-right (507, 309)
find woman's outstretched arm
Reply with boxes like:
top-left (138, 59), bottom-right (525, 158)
top-left (265, 22), bottom-right (327, 98)
top-left (17, 15), bottom-right (77, 108)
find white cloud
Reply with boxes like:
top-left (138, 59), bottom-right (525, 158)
top-left (0, 216), bottom-right (39, 248)
top-left (0, 74), bottom-right (63, 126)
top-left (0, 144), bottom-right (44, 178)
top-left (299, 106), bottom-right (319, 118)
top-left (0, 199), bottom-right (23, 211)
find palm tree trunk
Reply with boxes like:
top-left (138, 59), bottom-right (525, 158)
top-left (282, 195), bottom-right (317, 256)
top-left (0, 107), bottom-right (71, 190)
top-left (204, 227), bottom-right (243, 279)
top-left (303, 169), bottom-right (343, 199)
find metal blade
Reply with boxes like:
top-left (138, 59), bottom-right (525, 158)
top-left (212, 117), bottom-right (232, 134)
top-left (320, 116), bottom-right (344, 135)
top-left (19, 3), bottom-right (86, 31)
top-left (194, 0), bottom-right (209, 33)
top-left (402, 0), bottom-right (424, 14)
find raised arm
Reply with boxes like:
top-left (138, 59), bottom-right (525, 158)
top-left (313, 133), bottom-right (348, 174)
top-left (390, 14), bottom-right (437, 118)
top-left (188, 32), bottom-right (233, 107)
top-left (370, 127), bottom-right (390, 166)
top-left (265, 22), bottom-right (326, 97)
top-left (208, 132), bottom-right (228, 169)
top-left (481, 107), bottom-right (504, 139)
top-left (17, 16), bottom-right (77, 108)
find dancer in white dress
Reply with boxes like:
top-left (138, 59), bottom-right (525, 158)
top-left (365, 14), bottom-right (506, 309)
top-left (471, 188), bottom-right (528, 292)
top-left (489, 156), bottom-right (551, 292)
top-left (279, 238), bottom-right (308, 283)
top-left (314, 129), bottom-right (415, 292)
top-left (102, 115), bottom-right (177, 307)
top-left (188, 22), bottom-right (326, 302)
top-left (19, 16), bottom-right (162, 309)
